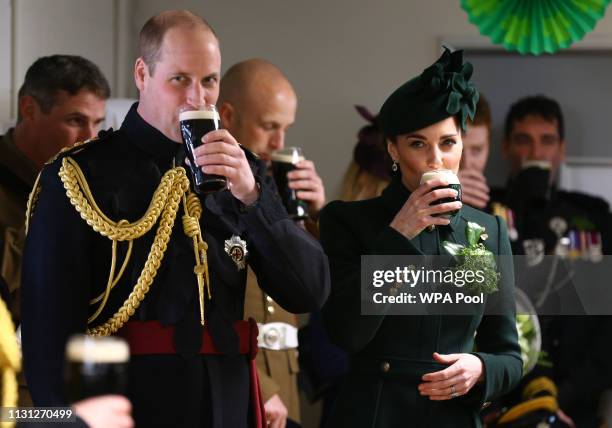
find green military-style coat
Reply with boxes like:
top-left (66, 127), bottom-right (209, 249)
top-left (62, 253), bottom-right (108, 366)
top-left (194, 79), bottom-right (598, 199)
top-left (320, 177), bottom-right (522, 428)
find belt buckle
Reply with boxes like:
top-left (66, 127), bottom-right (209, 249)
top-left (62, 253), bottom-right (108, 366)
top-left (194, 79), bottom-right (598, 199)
top-left (263, 326), bottom-right (285, 349)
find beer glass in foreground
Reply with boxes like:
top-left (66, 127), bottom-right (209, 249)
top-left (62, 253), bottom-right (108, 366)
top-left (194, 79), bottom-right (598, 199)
top-left (420, 169), bottom-right (462, 218)
top-left (65, 335), bottom-right (129, 402)
top-left (271, 147), bottom-right (309, 220)
top-left (179, 105), bottom-right (227, 194)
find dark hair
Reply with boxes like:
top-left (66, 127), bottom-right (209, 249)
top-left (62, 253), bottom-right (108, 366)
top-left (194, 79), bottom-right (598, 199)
top-left (469, 94), bottom-right (491, 131)
top-left (17, 55), bottom-right (110, 122)
top-left (139, 10), bottom-right (216, 75)
top-left (353, 106), bottom-right (390, 180)
top-left (504, 95), bottom-right (564, 139)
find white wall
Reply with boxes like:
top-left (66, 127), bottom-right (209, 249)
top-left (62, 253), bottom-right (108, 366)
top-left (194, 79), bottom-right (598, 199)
top-left (2, 0), bottom-right (131, 124)
top-left (0, 0), bottom-right (13, 127)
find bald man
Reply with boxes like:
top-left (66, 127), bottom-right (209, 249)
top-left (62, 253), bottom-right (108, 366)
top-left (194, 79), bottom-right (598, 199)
top-left (219, 59), bottom-right (326, 428)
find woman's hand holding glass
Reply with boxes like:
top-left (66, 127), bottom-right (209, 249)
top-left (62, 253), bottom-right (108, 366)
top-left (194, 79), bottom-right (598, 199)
top-left (389, 178), bottom-right (462, 240)
top-left (418, 352), bottom-right (484, 400)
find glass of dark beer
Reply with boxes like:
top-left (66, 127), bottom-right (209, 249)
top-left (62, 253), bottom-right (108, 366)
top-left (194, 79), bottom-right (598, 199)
top-left (420, 169), bottom-right (462, 218)
top-left (65, 335), bottom-right (129, 402)
top-left (271, 147), bottom-right (309, 220)
top-left (179, 105), bottom-right (227, 194)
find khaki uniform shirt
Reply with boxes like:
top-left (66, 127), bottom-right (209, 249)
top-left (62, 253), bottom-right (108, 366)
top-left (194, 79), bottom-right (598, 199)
top-left (0, 129), bottom-right (38, 320)
top-left (244, 267), bottom-right (301, 422)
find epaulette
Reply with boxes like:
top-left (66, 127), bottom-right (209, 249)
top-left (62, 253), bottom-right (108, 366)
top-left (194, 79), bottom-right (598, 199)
top-left (44, 127), bottom-right (115, 166)
top-left (560, 189), bottom-right (610, 212)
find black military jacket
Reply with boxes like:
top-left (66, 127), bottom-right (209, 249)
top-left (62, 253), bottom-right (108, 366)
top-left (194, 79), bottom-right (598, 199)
top-left (490, 182), bottom-right (612, 427)
top-left (21, 104), bottom-right (330, 428)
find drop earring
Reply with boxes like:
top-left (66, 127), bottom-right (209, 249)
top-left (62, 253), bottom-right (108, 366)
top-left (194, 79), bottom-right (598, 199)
top-left (392, 160), bottom-right (398, 172)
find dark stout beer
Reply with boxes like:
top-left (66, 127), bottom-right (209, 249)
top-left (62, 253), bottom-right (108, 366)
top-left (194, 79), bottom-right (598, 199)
top-left (420, 169), bottom-right (462, 218)
top-left (65, 335), bottom-right (129, 402)
top-left (271, 148), bottom-right (309, 220)
top-left (179, 108), bottom-right (227, 194)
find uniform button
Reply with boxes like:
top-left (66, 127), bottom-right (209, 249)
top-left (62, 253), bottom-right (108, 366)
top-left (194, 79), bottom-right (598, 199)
top-left (267, 305), bottom-right (275, 315)
top-left (381, 361), bottom-right (390, 373)
top-left (266, 295), bottom-right (273, 303)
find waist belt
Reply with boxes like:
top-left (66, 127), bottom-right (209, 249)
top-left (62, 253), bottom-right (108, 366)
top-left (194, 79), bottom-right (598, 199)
top-left (118, 319), bottom-right (258, 358)
top-left (116, 319), bottom-right (266, 428)
top-left (257, 322), bottom-right (298, 350)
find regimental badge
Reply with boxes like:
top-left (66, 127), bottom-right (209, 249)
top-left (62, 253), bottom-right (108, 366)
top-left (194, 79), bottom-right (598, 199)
top-left (549, 217), bottom-right (567, 238)
top-left (224, 235), bottom-right (248, 270)
top-left (523, 238), bottom-right (545, 267)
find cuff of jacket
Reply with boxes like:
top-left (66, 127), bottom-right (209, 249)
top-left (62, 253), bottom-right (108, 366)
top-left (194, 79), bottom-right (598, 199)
top-left (238, 178), bottom-right (288, 226)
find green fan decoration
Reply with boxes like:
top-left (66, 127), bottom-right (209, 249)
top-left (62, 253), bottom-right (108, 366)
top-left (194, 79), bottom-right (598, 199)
top-left (461, 0), bottom-right (612, 55)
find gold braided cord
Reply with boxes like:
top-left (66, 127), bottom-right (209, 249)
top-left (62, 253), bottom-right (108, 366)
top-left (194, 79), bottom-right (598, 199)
top-left (0, 298), bottom-right (20, 427)
top-left (182, 192), bottom-right (211, 325)
top-left (60, 157), bottom-right (176, 241)
top-left (24, 171), bottom-right (42, 234)
top-left (90, 237), bottom-right (133, 306)
top-left (57, 157), bottom-right (191, 336)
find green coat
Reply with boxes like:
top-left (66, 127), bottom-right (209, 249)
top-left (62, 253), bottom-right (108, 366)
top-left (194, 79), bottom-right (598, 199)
top-left (320, 178), bottom-right (522, 428)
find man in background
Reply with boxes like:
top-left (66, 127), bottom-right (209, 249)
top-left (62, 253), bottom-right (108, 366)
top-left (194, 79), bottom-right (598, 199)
top-left (0, 54), bottom-right (109, 321)
top-left (488, 95), bottom-right (612, 427)
top-left (218, 58), bottom-right (326, 428)
top-left (0, 55), bottom-right (109, 407)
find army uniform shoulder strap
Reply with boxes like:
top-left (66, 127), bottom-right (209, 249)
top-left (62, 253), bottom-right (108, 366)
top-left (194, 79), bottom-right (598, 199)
top-left (26, 128), bottom-right (116, 234)
top-left (44, 128), bottom-right (116, 166)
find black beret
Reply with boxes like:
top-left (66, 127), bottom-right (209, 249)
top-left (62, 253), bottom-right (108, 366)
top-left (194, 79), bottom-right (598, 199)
top-left (379, 47), bottom-right (479, 138)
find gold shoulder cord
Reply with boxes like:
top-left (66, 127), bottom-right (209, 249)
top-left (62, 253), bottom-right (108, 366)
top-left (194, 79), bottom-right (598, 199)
top-left (0, 298), bottom-right (19, 428)
top-left (27, 157), bottom-right (211, 336)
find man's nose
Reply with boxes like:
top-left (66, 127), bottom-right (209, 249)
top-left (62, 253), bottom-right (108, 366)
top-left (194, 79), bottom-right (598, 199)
top-left (187, 84), bottom-right (207, 106)
top-left (270, 130), bottom-right (285, 151)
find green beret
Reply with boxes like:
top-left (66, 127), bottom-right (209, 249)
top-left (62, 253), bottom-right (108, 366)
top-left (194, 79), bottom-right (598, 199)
top-left (379, 47), bottom-right (479, 137)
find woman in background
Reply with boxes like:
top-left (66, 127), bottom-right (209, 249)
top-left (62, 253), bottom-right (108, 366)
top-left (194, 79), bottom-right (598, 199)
top-left (340, 106), bottom-right (391, 201)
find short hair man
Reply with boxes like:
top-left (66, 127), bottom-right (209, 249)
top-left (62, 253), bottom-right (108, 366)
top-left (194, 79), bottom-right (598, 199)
top-left (219, 59), bottom-right (326, 428)
top-left (0, 54), bottom-right (109, 320)
top-left (21, 10), bottom-right (329, 428)
top-left (489, 95), bottom-right (612, 427)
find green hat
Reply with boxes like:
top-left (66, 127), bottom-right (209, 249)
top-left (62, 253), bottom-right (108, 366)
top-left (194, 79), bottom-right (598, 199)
top-left (379, 47), bottom-right (479, 138)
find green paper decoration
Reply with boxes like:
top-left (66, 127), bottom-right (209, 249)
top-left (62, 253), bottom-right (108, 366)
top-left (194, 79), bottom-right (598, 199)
top-left (461, 0), bottom-right (612, 55)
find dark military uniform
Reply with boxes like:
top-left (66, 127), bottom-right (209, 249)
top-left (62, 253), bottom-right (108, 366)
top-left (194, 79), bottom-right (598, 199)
top-left (489, 182), bottom-right (612, 428)
top-left (21, 104), bottom-right (330, 428)
top-left (319, 177), bottom-right (522, 428)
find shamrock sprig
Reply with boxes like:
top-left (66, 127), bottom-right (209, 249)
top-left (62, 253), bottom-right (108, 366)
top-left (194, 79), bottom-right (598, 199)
top-left (442, 222), bottom-right (500, 295)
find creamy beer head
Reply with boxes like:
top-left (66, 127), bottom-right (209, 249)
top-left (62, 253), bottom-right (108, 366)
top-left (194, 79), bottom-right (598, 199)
top-left (419, 169), bottom-right (462, 218)
top-left (271, 147), bottom-right (305, 165)
top-left (521, 160), bottom-right (551, 170)
top-left (179, 109), bottom-right (220, 122)
top-left (419, 169), bottom-right (460, 185)
top-left (66, 335), bottom-right (129, 364)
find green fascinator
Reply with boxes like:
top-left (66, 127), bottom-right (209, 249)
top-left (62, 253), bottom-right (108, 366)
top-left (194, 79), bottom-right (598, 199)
top-left (379, 47), bottom-right (479, 138)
